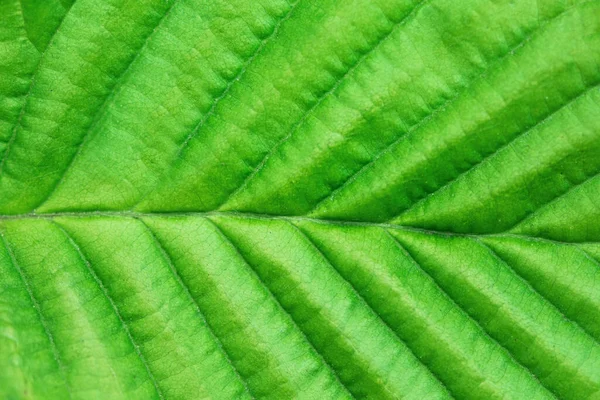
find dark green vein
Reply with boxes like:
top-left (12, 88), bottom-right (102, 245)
top-left (134, 216), bottom-right (255, 400)
top-left (53, 221), bottom-right (165, 400)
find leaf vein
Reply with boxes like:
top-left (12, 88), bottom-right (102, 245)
top-left (131, 0), bottom-right (302, 210)
top-left (307, 3), bottom-right (585, 216)
top-left (135, 216), bottom-right (256, 399)
top-left (217, 0), bottom-right (431, 209)
top-left (53, 221), bottom-right (165, 400)
top-left (510, 167), bottom-right (600, 232)
top-left (0, 228), bottom-right (73, 398)
top-left (290, 222), bottom-right (455, 399)
top-left (386, 231), bottom-right (560, 400)
top-left (174, 0), bottom-right (301, 159)
top-left (393, 82), bottom-right (600, 222)
top-left (0, 210), bottom-right (599, 245)
top-left (34, 0), bottom-right (180, 211)
top-left (206, 218), bottom-right (356, 400)
top-left (475, 239), bottom-right (600, 345)
top-left (0, 0), bottom-right (74, 179)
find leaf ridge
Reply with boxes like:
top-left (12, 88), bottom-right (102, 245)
top-left (205, 218), bottom-right (356, 400)
top-left (0, 227), bottom-right (73, 398)
top-left (387, 231), bottom-right (561, 400)
top-left (173, 0), bottom-right (300, 160)
top-left (475, 239), bottom-right (600, 346)
top-left (510, 167), bottom-right (600, 233)
top-left (53, 221), bottom-right (165, 400)
top-left (33, 0), bottom-right (180, 212)
top-left (291, 222), bottom-right (455, 399)
top-left (0, 0), bottom-right (73, 179)
top-left (307, 2), bottom-right (585, 216)
top-left (217, 0), bottom-right (431, 209)
top-left (135, 217), bottom-right (256, 399)
top-left (392, 82), bottom-right (600, 223)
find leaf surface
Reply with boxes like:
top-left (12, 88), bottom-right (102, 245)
top-left (1, 0), bottom-right (599, 399)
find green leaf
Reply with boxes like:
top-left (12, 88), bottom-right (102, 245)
top-left (1, 0), bottom-right (599, 398)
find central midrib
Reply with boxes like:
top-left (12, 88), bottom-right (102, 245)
top-left (0, 210), bottom-right (587, 245)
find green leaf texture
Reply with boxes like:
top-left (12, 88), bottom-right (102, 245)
top-left (1, 0), bottom-right (600, 398)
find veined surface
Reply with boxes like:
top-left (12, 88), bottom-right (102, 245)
top-left (0, 0), bottom-right (599, 398)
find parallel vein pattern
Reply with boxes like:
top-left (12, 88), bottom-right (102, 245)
top-left (136, 218), bottom-right (255, 399)
top-left (56, 223), bottom-right (165, 399)
top-left (382, 230), bottom-right (557, 399)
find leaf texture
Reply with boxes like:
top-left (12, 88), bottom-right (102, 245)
top-left (0, 0), bottom-right (599, 399)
